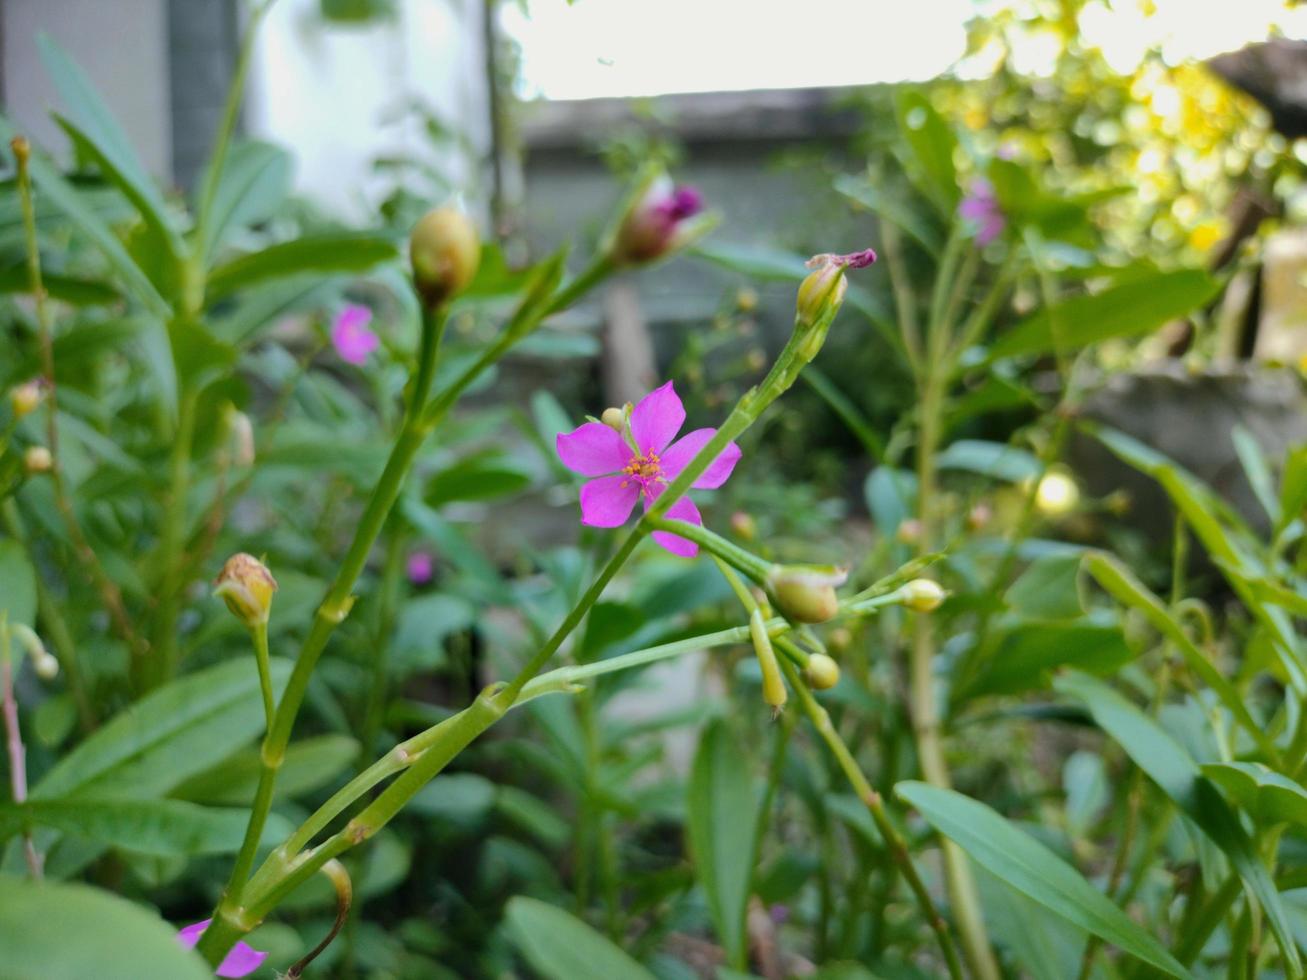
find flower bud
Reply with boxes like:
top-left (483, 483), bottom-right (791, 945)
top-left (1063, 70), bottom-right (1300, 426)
top-left (804, 653), bottom-right (841, 690)
top-left (214, 553), bottom-right (278, 629)
top-left (610, 169), bottom-right (708, 266)
top-left (729, 511), bottom-right (757, 541)
top-left (901, 578), bottom-right (945, 613)
top-left (796, 249), bottom-right (876, 327)
top-left (409, 206), bottom-right (480, 307)
top-left (11, 624), bottom-right (57, 680)
top-left (23, 446), bottom-right (52, 474)
top-left (601, 406), bottom-right (626, 432)
top-left (227, 408), bottom-right (255, 467)
top-left (9, 380), bottom-right (44, 419)
top-left (767, 564), bottom-right (848, 624)
top-left (896, 518), bottom-right (922, 545)
top-left (33, 651), bottom-right (59, 680)
top-left (749, 608), bottom-right (787, 712)
top-left (736, 287), bottom-right (758, 313)
top-left (1034, 470), bottom-right (1079, 517)
top-left (827, 626), bottom-right (852, 653)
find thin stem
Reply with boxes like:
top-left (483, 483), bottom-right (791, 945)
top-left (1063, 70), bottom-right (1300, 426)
top-left (358, 523), bottom-right (404, 766)
top-left (251, 622), bottom-right (274, 732)
top-left (881, 219), bottom-right (922, 373)
top-left (12, 137), bottom-right (149, 668)
top-left (1, 618), bottom-right (41, 878)
top-left (149, 388), bottom-right (199, 688)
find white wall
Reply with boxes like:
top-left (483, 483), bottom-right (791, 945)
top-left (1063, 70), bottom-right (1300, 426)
top-left (2, 0), bottom-right (172, 181)
top-left (246, 0), bottom-right (489, 222)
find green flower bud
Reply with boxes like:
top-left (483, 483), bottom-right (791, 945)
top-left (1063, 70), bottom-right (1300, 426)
top-left (23, 446), bottom-right (52, 474)
top-left (804, 653), bottom-right (841, 690)
top-left (214, 553), bottom-right (278, 629)
top-left (9, 380), bottom-right (44, 419)
top-left (749, 608), bottom-right (787, 712)
top-left (901, 578), bottom-right (945, 613)
top-left (767, 563), bottom-right (848, 624)
top-left (409, 206), bottom-right (480, 307)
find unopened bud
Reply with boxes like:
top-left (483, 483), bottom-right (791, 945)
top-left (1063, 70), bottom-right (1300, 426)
top-left (795, 248), bottom-right (876, 331)
top-left (611, 170), bottom-right (707, 266)
top-left (730, 511), bottom-right (757, 541)
top-left (214, 553), bottom-right (278, 629)
top-left (9, 380), bottom-right (44, 419)
top-left (767, 564), bottom-right (848, 624)
top-left (736, 287), bottom-right (758, 313)
top-left (966, 503), bottom-right (993, 531)
top-left (23, 446), bottom-right (52, 474)
top-left (827, 626), bottom-right (852, 653)
top-left (896, 518), bottom-right (922, 545)
top-left (409, 206), bottom-right (480, 307)
top-left (901, 578), bottom-right (946, 613)
top-left (33, 651), bottom-right (59, 680)
top-left (749, 608), bottom-right (787, 712)
top-left (1034, 470), bottom-right (1079, 517)
top-left (601, 406), bottom-right (626, 432)
top-left (227, 408), bottom-right (255, 467)
top-left (11, 624), bottom-right (56, 680)
top-left (804, 653), bottom-right (841, 690)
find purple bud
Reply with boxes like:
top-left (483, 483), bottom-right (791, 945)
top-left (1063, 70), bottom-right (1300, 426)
top-left (406, 551), bottom-right (435, 586)
top-left (958, 179), bottom-right (1005, 246)
top-left (614, 175), bottom-right (708, 265)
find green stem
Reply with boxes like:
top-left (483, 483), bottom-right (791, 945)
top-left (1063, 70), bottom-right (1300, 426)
top-left (645, 516), bottom-right (773, 582)
top-left (359, 523), bottom-right (405, 766)
top-left (251, 622), bottom-right (274, 732)
top-left (149, 388), bottom-right (198, 688)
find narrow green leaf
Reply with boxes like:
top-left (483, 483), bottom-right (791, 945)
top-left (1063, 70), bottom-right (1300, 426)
top-left (506, 896), bottom-right (656, 980)
top-left (989, 270), bottom-right (1219, 359)
top-left (205, 233), bottom-right (399, 303)
top-left (1055, 671), bottom-right (1301, 976)
top-left (39, 35), bottom-right (183, 264)
top-left (691, 242), bottom-right (809, 281)
top-left (171, 734), bottom-right (359, 806)
top-left (0, 878), bottom-right (211, 979)
top-left (33, 657), bottom-right (292, 800)
top-left (688, 719), bottom-right (759, 969)
top-left (1005, 554), bottom-right (1085, 619)
top-left (0, 798), bottom-right (291, 856)
top-left (894, 89), bottom-right (959, 213)
top-left (1082, 552), bottom-right (1278, 758)
top-left (195, 140), bottom-right (293, 263)
top-left (896, 780), bottom-right (1191, 978)
top-left (0, 265), bottom-right (120, 305)
top-left (0, 539), bottom-right (38, 628)
top-left (835, 172), bottom-right (942, 255)
top-left (0, 115), bottom-right (170, 318)
top-left (1202, 762), bottom-right (1307, 828)
top-left (801, 367), bottom-right (885, 462)
top-left (1279, 444), bottom-right (1307, 536)
top-left (936, 439), bottom-right (1041, 483)
top-left (960, 617), bottom-right (1132, 700)
top-left (1232, 426), bottom-right (1280, 526)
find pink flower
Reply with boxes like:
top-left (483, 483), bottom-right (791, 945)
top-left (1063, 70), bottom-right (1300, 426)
top-left (614, 175), bottom-right (705, 264)
top-left (407, 550), bottom-right (434, 585)
top-left (176, 920), bottom-right (267, 978)
top-left (555, 381), bottom-right (741, 557)
top-left (958, 179), bottom-right (1005, 246)
top-left (331, 304), bottom-right (379, 366)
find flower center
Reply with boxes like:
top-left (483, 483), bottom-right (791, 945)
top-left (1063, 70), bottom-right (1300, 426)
top-left (621, 449), bottom-right (663, 492)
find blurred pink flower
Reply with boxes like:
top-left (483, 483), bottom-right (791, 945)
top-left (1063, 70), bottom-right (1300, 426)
top-left (958, 179), bottom-right (1005, 246)
top-left (331, 304), bottom-right (379, 365)
top-left (407, 550), bottom-right (434, 585)
top-left (556, 381), bottom-right (740, 557)
top-left (615, 177), bottom-right (705, 264)
top-left (176, 920), bottom-right (267, 978)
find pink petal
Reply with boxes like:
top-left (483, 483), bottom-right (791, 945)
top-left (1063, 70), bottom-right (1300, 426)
top-left (331, 313), bottom-right (379, 366)
top-left (176, 920), bottom-right (268, 978)
top-left (579, 475), bottom-right (641, 528)
top-left (660, 428), bottom-right (742, 489)
top-left (629, 381), bottom-right (685, 455)
top-left (648, 493), bottom-right (702, 557)
top-left (556, 423), bottom-right (632, 476)
top-left (335, 303), bottom-right (372, 332)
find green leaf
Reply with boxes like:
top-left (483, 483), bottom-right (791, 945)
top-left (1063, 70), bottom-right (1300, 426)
top-left (506, 896), bottom-right (656, 980)
top-left (0, 539), bottom-right (38, 628)
top-left (1005, 554), bottom-right (1084, 619)
top-left (958, 617), bottom-right (1132, 700)
top-left (1232, 426), bottom-right (1280, 526)
top-left (0, 265), bottom-right (120, 305)
top-left (894, 89), bottom-right (959, 213)
top-left (39, 35), bottom-right (184, 264)
top-left (1055, 671), bottom-right (1301, 975)
top-left (426, 453), bottom-right (532, 507)
top-left (989, 270), bottom-right (1219, 360)
top-left (33, 657), bottom-right (292, 800)
top-left (691, 242), bottom-right (808, 280)
top-left (688, 719), bottom-right (758, 969)
top-left (1279, 444), bottom-right (1307, 536)
top-left (1202, 762), bottom-right (1307, 828)
top-left (895, 780), bottom-right (1192, 978)
top-left (0, 798), bottom-right (290, 856)
top-left (834, 172), bottom-right (942, 255)
top-left (205, 232), bottom-right (399, 303)
top-left (195, 140), bottom-right (293, 263)
top-left (0, 116), bottom-right (170, 318)
top-left (0, 877), bottom-right (211, 979)
top-left (864, 466), bottom-right (917, 538)
top-left (1082, 551), bottom-right (1280, 759)
top-left (801, 367), bottom-right (885, 462)
top-left (936, 439), bottom-right (1041, 483)
top-left (171, 734), bottom-right (359, 806)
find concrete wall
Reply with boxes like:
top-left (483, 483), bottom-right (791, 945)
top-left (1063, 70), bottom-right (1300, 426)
top-left (2, 0), bottom-right (173, 181)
